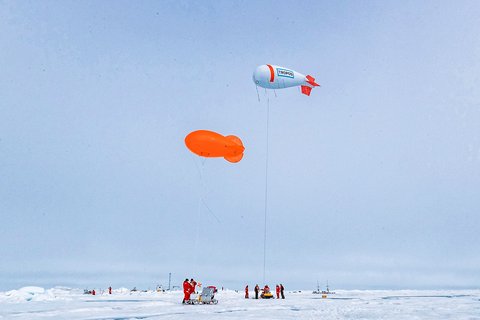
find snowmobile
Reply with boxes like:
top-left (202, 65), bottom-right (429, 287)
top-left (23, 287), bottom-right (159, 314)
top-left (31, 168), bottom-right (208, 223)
top-left (260, 288), bottom-right (274, 299)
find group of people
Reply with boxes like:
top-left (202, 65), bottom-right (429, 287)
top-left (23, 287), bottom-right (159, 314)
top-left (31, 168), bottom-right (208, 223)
top-left (245, 284), bottom-right (285, 299)
top-left (182, 278), bottom-right (285, 303)
top-left (182, 278), bottom-right (198, 303)
top-left (85, 286), bottom-right (112, 295)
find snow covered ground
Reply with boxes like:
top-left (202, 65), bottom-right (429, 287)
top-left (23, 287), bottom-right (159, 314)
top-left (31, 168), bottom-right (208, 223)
top-left (1, 287), bottom-right (479, 319)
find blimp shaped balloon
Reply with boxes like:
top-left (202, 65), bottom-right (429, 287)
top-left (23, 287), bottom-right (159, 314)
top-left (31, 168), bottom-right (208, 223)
top-left (185, 130), bottom-right (245, 163)
top-left (253, 64), bottom-right (320, 96)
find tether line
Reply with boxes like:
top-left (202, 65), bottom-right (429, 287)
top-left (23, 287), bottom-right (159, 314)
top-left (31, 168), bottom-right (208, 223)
top-left (263, 96), bottom-right (270, 284)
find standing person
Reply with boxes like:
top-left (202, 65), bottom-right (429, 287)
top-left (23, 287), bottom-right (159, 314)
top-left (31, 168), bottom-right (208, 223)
top-left (280, 284), bottom-right (285, 299)
top-left (245, 285), bottom-right (249, 299)
top-left (108, 286), bottom-right (112, 295)
top-left (92, 289), bottom-right (96, 296)
top-left (254, 284), bottom-right (260, 299)
top-left (190, 279), bottom-right (197, 294)
top-left (275, 284), bottom-right (280, 299)
top-left (182, 278), bottom-right (191, 304)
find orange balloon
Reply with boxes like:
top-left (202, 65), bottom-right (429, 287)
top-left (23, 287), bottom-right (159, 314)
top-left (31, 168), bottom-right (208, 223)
top-left (185, 130), bottom-right (245, 163)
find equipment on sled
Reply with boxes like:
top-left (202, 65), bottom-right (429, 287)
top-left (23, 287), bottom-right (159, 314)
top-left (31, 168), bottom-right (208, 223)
top-left (185, 286), bottom-right (218, 304)
top-left (198, 286), bottom-right (218, 304)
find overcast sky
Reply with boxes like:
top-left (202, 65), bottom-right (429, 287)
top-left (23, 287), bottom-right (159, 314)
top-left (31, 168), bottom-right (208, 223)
top-left (1, 0), bottom-right (480, 291)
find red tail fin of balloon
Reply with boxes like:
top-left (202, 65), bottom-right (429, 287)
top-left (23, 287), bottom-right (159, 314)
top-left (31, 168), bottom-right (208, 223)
top-left (306, 75), bottom-right (320, 87)
top-left (301, 85), bottom-right (312, 96)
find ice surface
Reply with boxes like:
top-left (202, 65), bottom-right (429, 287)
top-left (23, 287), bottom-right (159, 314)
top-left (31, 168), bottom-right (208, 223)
top-left (0, 287), bottom-right (479, 319)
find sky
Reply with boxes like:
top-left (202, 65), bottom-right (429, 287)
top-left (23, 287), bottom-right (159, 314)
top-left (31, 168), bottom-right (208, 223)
top-left (1, 0), bottom-right (480, 291)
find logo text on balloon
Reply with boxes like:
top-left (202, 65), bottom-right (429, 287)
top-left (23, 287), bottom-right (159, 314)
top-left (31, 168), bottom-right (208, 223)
top-left (276, 68), bottom-right (294, 78)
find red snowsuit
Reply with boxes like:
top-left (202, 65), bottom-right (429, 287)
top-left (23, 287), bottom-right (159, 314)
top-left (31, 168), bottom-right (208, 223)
top-left (183, 280), bottom-right (191, 302)
top-left (190, 280), bottom-right (197, 294)
top-left (276, 285), bottom-right (280, 299)
top-left (245, 285), bottom-right (249, 299)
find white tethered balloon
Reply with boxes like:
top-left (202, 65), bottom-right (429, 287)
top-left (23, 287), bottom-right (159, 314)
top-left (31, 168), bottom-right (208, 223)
top-left (253, 64), bottom-right (320, 96)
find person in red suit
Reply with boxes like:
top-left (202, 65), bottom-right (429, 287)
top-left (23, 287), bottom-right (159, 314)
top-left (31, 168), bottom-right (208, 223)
top-left (276, 284), bottom-right (280, 299)
top-left (190, 279), bottom-right (197, 294)
top-left (182, 279), bottom-right (191, 304)
top-left (245, 285), bottom-right (249, 299)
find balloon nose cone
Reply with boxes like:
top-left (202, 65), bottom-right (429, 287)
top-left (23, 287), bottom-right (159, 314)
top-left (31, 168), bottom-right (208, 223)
top-left (253, 65), bottom-right (265, 85)
top-left (252, 72), bottom-right (259, 85)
